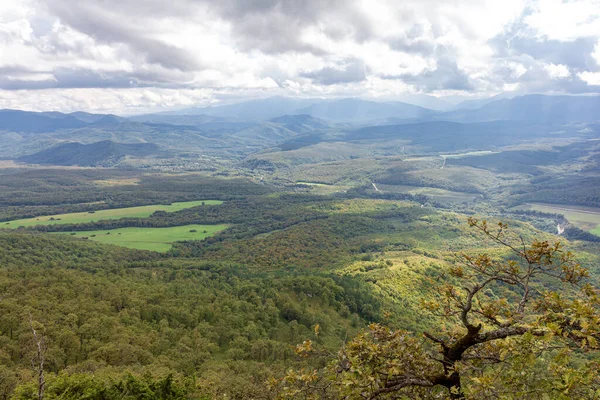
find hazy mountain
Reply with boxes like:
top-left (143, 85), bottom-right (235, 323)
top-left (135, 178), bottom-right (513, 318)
top-left (159, 97), bottom-right (318, 120)
top-left (18, 140), bottom-right (161, 166)
top-left (297, 98), bottom-right (437, 122)
top-left (452, 93), bottom-right (517, 110)
top-left (230, 116), bottom-right (333, 147)
top-left (0, 109), bottom-right (88, 133)
top-left (268, 114), bottom-right (331, 133)
top-left (277, 120), bottom-right (596, 154)
top-left (69, 111), bottom-right (127, 124)
top-left (390, 94), bottom-right (454, 111)
top-left (0, 109), bottom-right (127, 133)
top-left (130, 114), bottom-right (228, 125)
top-left (153, 97), bottom-right (439, 123)
top-left (445, 94), bottom-right (600, 123)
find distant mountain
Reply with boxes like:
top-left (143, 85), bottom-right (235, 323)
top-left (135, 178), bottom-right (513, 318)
top-left (390, 94), bottom-right (454, 111)
top-left (0, 109), bottom-right (88, 133)
top-left (445, 95), bottom-right (600, 123)
top-left (130, 114), bottom-right (229, 125)
top-left (69, 111), bottom-right (127, 124)
top-left (160, 97), bottom-right (318, 120)
top-left (0, 109), bottom-right (126, 133)
top-left (297, 98), bottom-right (437, 122)
top-left (452, 93), bottom-right (517, 110)
top-left (277, 120), bottom-right (593, 154)
top-left (90, 115), bottom-right (125, 126)
top-left (268, 114), bottom-right (331, 133)
top-left (18, 140), bottom-right (161, 166)
top-left (155, 97), bottom-right (438, 123)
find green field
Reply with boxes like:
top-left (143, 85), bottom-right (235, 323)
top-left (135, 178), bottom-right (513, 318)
top-left (513, 203), bottom-right (600, 232)
top-left (3, 200), bottom-right (222, 228)
top-left (376, 184), bottom-right (480, 204)
top-left (440, 150), bottom-right (499, 158)
top-left (56, 224), bottom-right (229, 252)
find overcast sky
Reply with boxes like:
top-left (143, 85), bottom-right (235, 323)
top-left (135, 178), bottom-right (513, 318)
top-left (1, 0), bottom-right (599, 113)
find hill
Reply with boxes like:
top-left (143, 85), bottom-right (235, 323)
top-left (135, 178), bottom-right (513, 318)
top-left (161, 97), bottom-right (317, 120)
top-left (268, 114), bottom-right (331, 132)
top-left (0, 109), bottom-right (127, 133)
top-left (0, 109), bottom-right (88, 133)
top-left (18, 140), bottom-right (161, 166)
top-left (277, 120), bottom-right (595, 154)
top-left (155, 97), bottom-right (438, 123)
top-left (444, 94), bottom-right (600, 123)
top-left (69, 111), bottom-right (127, 124)
top-left (296, 98), bottom-right (437, 122)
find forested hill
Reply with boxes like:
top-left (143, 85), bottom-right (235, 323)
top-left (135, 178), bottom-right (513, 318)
top-left (18, 141), bottom-right (162, 166)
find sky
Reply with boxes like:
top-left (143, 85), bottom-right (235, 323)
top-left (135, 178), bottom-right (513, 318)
top-left (1, 0), bottom-right (599, 113)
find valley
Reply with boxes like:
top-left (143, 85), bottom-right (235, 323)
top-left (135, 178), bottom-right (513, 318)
top-left (1, 94), bottom-right (600, 398)
top-left (5, 0), bottom-right (600, 396)
top-left (513, 203), bottom-right (600, 232)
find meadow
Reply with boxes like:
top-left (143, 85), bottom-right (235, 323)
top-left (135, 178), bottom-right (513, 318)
top-left (3, 200), bottom-right (222, 228)
top-left (514, 203), bottom-right (600, 232)
top-left (375, 184), bottom-right (480, 204)
top-left (56, 224), bottom-right (229, 252)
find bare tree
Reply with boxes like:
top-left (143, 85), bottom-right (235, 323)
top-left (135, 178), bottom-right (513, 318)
top-left (29, 317), bottom-right (45, 400)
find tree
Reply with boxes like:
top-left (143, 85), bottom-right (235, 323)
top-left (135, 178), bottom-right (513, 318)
top-left (29, 317), bottom-right (46, 400)
top-left (274, 219), bottom-right (600, 399)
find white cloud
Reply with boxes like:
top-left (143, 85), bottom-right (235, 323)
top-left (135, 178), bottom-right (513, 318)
top-left (0, 0), bottom-right (598, 112)
top-left (524, 0), bottom-right (600, 41)
top-left (578, 71), bottom-right (600, 85)
top-left (544, 63), bottom-right (571, 79)
top-left (593, 40), bottom-right (600, 65)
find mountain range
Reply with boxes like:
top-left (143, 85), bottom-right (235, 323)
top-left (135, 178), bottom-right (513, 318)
top-left (1, 94), bottom-right (599, 167)
top-left (18, 141), bottom-right (162, 166)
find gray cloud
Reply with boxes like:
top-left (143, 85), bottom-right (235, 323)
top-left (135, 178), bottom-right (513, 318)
top-left (209, 0), bottom-right (370, 54)
top-left (0, 67), bottom-right (195, 90)
top-left (1, 0), bottom-right (599, 105)
top-left (387, 24), bottom-right (435, 55)
top-left (486, 17), bottom-right (600, 94)
top-left (394, 47), bottom-right (473, 91)
top-left (301, 59), bottom-right (367, 85)
top-left (490, 20), bottom-right (598, 71)
top-left (44, 0), bottom-right (202, 71)
top-left (42, 0), bottom-right (367, 57)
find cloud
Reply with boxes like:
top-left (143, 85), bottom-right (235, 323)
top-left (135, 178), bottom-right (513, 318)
top-left (543, 63), bottom-right (570, 79)
top-left (396, 47), bottom-right (474, 91)
top-left (0, 0), bottom-right (599, 112)
top-left (487, 4), bottom-right (600, 93)
top-left (301, 59), bottom-right (367, 85)
top-left (43, 0), bottom-right (202, 71)
top-left (579, 71), bottom-right (600, 86)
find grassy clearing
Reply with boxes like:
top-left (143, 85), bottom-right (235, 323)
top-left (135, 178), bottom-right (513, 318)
top-left (296, 181), bottom-right (331, 186)
top-left (440, 150), bottom-right (499, 158)
top-left (375, 184), bottom-right (480, 204)
top-left (92, 178), bottom-right (141, 186)
top-left (3, 200), bottom-right (222, 228)
top-left (311, 199), bottom-right (417, 214)
top-left (513, 203), bottom-right (600, 232)
top-left (296, 181), bottom-right (352, 195)
top-left (56, 224), bottom-right (229, 252)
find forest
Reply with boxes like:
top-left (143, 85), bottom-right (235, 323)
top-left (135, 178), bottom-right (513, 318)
top-left (1, 96), bottom-right (600, 399)
top-left (0, 165), bottom-right (599, 399)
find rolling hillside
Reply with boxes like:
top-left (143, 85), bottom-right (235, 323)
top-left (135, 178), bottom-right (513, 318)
top-left (18, 140), bottom-right (162, 166)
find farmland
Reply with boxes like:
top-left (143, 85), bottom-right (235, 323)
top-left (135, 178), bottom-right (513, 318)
top-left (56, 224), bottom-right (229, 252)
top-left (375, 184), bottom-right (480, 204)
top-left (514, 203), bottom-right (600, 232)
top-left (2, 200), bottom-right (222, 228)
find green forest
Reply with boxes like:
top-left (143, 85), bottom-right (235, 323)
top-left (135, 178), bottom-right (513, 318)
top-left (0, 166), bottom-right (599, 399)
